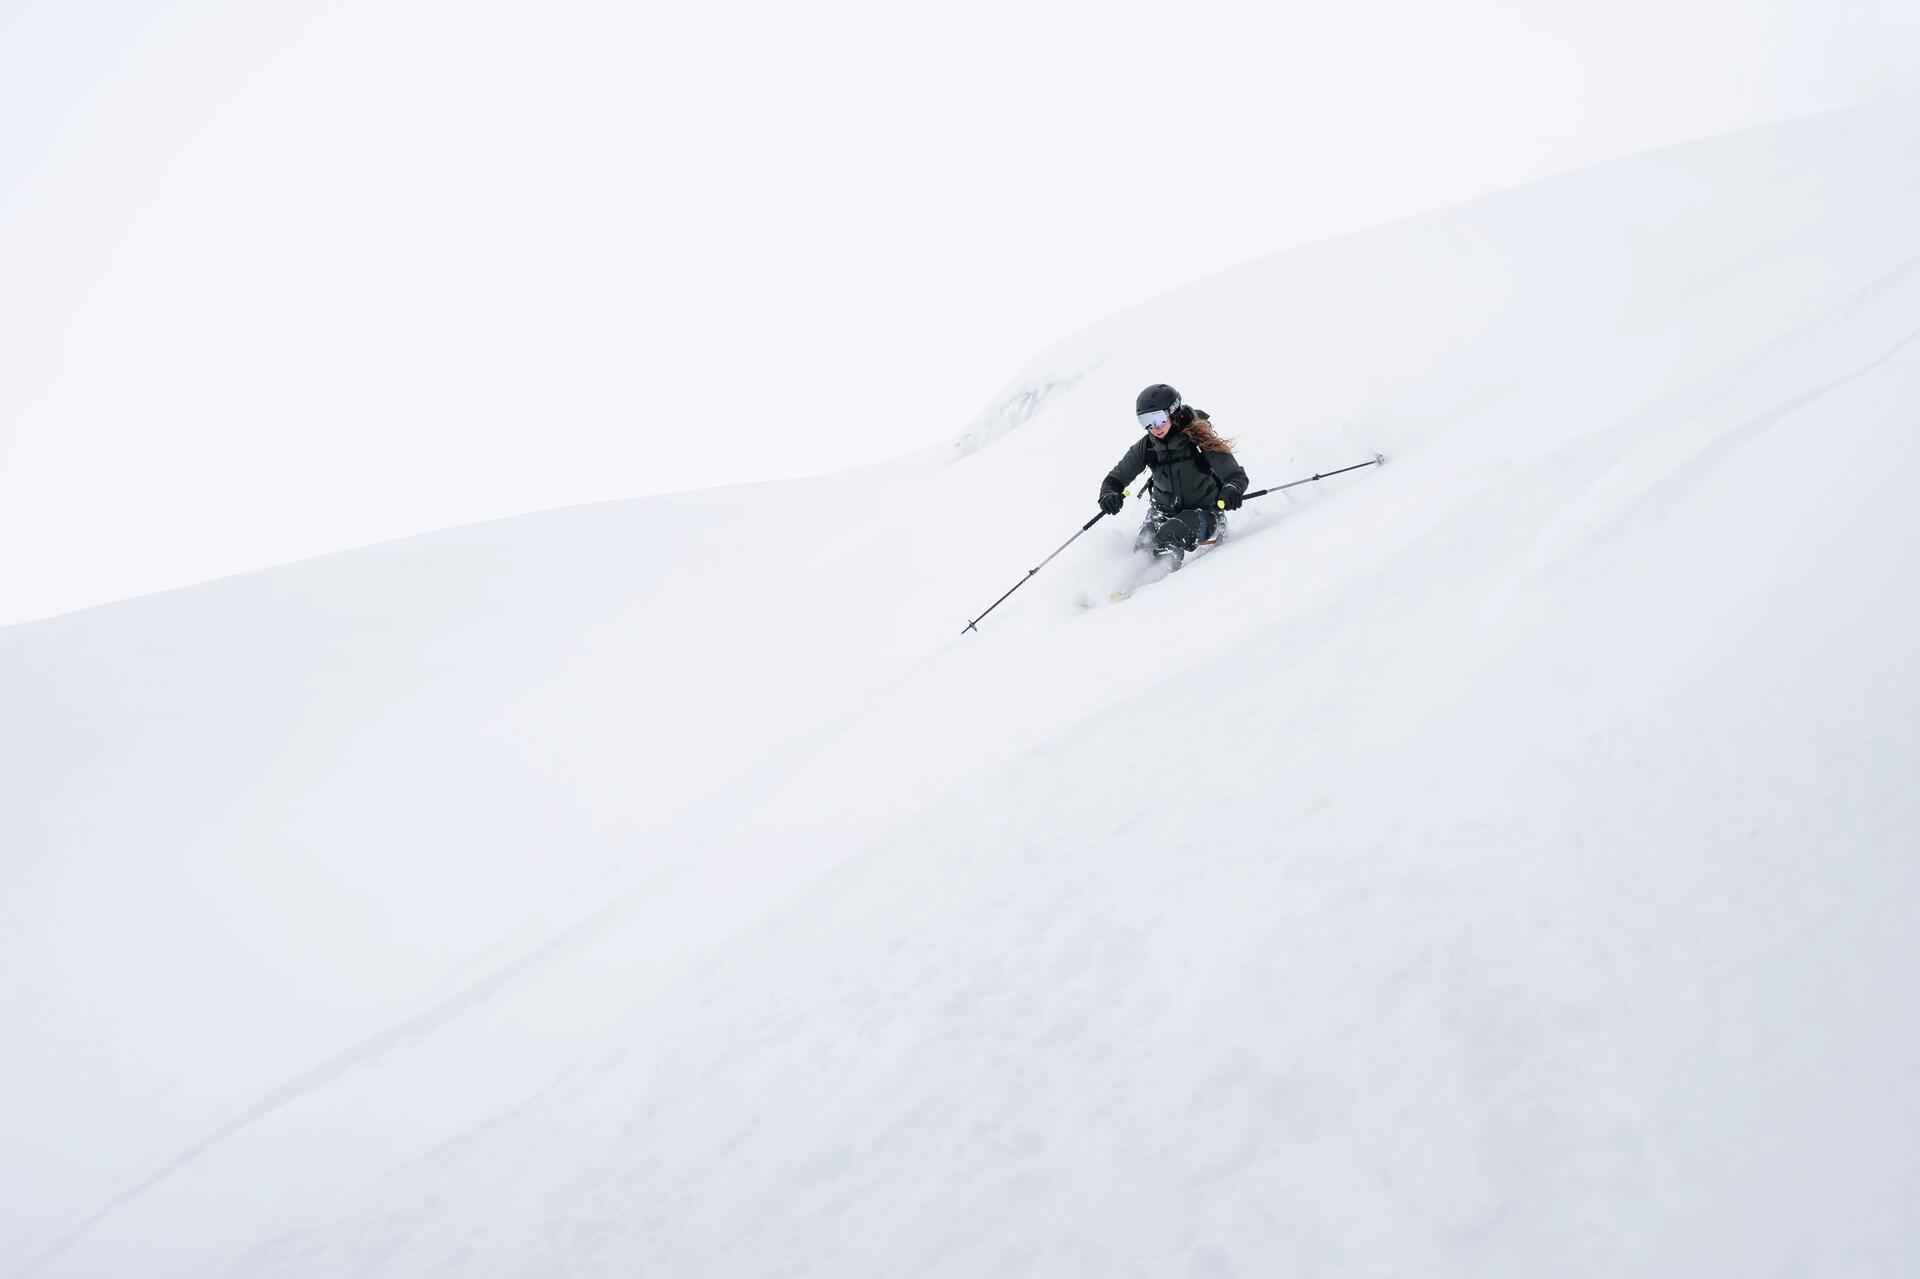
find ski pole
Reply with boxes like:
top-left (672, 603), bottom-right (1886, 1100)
top-left (963, 490), bottom-right (1138, 634)
top-left (1220, 453), bottom-right (1387, 508)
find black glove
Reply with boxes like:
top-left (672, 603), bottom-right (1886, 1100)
top-left (1098, 488), bottom-right (1125, 515)
top-left (1218, 483), bottom-right (1244, 511)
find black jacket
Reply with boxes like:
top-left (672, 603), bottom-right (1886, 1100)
top-left (1101, 424), bottom-right (1249, 514)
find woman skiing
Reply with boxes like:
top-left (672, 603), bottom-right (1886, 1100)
top-left (1097, 383), bottom-right (1249, 567)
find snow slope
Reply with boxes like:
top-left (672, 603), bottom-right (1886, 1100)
top-left (4, 98), bottom-right (1920, 1277)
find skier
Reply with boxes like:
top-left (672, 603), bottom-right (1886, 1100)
top-left (1097, 384), bottom-right (1249, 567)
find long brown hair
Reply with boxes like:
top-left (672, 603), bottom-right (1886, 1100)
top-left (1179, 413), bottom-right (1236, 454)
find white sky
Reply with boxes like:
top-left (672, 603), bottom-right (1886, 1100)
top-left (2, 0), bottom-right (1917, 627)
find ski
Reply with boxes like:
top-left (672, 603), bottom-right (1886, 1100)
top-left (1081, 539), bottom-right (1222, 607)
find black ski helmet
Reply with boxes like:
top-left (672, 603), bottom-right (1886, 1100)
top-left (1136, 383), bottom-right (1182, 416)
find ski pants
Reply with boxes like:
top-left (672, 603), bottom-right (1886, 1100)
top-left (1134, 505), bottom-right (1220, 554)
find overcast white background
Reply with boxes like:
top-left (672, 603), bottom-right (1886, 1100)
top-left (2, 0), bottom-right (1917, 628)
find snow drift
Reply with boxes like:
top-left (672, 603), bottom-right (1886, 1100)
top-left (4, 98), bottom-right (1920, 1277)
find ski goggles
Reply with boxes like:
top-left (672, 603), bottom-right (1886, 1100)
top-left (1138, 409), bottom-right (1173, 431)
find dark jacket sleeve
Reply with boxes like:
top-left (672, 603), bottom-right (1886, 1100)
top-left (1203, 449), bottom-right (1249, 495)
top-left (1102, 437), bottom-right (1149, 497)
